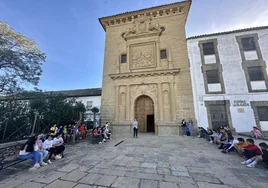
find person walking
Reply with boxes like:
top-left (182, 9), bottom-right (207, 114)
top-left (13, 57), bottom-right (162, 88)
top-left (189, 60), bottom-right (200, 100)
top-left (133, 119), bottom-right (138, 138)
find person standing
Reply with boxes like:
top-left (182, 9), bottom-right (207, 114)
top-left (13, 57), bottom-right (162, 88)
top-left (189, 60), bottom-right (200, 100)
top-left (187, 120), bottom-right (193, 136)
top-left (181, 119), bottom-right (187, 135)
top-left (133, 119), bottom-right (138, 138)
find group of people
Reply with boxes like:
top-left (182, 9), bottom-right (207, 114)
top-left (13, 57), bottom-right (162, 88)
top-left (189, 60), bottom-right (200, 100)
top-left (18, 133), bottom-right (65, 171)
top-left (92, 122), bottom-right (112, 143)
top-left (181, 119), bottom-right (194, 136)
top-left (49, 123), bottom-right (87, 143)
top-left (198, 125), bottom-right (268, 168)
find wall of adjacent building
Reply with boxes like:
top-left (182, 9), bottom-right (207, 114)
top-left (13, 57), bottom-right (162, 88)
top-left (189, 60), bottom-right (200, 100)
top-left (188, 28), bottom-right (268, 132)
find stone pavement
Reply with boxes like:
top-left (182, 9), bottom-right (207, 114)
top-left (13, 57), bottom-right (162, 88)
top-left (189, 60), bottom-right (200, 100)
top-left (0, 134), bottom-right (268, 188)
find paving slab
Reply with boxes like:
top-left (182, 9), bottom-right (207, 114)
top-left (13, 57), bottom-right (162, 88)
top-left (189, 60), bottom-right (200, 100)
top-left (140, 180), bottom-right (158, 188)
top-left (79, 173), bottom-right (102, 185)
top-left (73, 184), bottom-right (96, 188)
top-left (33, 171), bottom-right (67, 184)
top-left (141, 162), bottom-right (157, 169)
top-left (57, 164), bottom-right (80, 173)
top-left (125, 171), bottom-right (163, 180)
top-left (18, 181), bottom-right (45, 188)
top-left (111, 177), bottom-right (140, 188)
top-left (159, 181), bottom-right (178, 188)
top-left (94, 175), bottom-right (117, 187)
top-left (197, 182), bottom-right (233, 188)
top-left (61, 171), bottom-right (88, 182)
top-left (44, 180), bottom-right (77, 188)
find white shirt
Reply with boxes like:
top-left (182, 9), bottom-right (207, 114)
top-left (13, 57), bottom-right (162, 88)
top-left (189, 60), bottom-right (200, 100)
top-left (53, 137), bottom-right (63, 145)
top-left (133, 120), bottom-right (138, 128)
top-left (43, 140), bottom-right (53, 149)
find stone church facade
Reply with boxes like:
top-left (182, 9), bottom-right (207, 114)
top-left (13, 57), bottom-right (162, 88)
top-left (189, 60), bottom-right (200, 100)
top-left (99, 1), bottom-right (195, 135)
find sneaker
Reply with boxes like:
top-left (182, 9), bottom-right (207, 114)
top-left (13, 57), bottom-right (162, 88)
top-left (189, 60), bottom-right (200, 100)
top-left (40, 162), bottom-right (48, 166)
top-left (29, 166), bottom-right (38, 171)
top-left (33, 163), bottom-right (41, 168)
top-left (246, 164), bottom-right (255, 168)
top-left (55, 155), bottom-right (62, 160)
top-left (241, 161), bottom-right (248, 165)
top-left (221, 150), bottom-right (227, 153)
top-left (47, 160), bottom-right (52, 164)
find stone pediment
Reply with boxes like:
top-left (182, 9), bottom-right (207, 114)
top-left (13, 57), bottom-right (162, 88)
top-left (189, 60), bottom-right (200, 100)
top-left (121, 15), bottom-right (164, 40)
top-left (109, 68), bottom-right (180, 80)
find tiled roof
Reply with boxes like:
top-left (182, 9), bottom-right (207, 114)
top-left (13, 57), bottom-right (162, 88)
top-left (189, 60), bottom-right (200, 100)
top-left (99, 0), bottom-right (190, 20)
top-left (0, 88), bottom-right (102, 101)
top-left (47, 88), bottom-right (102, 97)
top-left (187, 25), bottom-right (268, 40)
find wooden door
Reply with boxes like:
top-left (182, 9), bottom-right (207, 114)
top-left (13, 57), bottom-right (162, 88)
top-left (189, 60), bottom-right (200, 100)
top-left (135, 95), bottom-right (154, 133)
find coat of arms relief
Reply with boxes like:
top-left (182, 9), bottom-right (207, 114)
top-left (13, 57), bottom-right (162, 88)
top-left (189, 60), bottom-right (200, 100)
top-left (121, 15), bottom-right (163, 40)
top-left (122, 15), bottom-right (164, 70)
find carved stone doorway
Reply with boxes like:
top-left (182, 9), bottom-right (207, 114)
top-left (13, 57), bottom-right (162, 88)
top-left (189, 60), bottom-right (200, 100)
top-left (135, 95), bottom-right (155, 133)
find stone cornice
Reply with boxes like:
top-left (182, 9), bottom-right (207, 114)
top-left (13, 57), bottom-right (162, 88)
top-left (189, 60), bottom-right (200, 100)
top-left (99, 1), bottom-right (191, 31)
top-left (109, 68), bottom-right (180, 80)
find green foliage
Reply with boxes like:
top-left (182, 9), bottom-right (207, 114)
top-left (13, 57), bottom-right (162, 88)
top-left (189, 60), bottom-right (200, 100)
top-left (0, 92), bottom-right (86, 142)
top-left (91, 107), bottom-right (99, 114)
top-left (0, 21), bottom-right (46, 94)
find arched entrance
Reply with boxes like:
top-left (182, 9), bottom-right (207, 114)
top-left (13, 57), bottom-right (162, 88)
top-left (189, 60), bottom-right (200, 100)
top-left (135, 95), bottom-right (155, 133)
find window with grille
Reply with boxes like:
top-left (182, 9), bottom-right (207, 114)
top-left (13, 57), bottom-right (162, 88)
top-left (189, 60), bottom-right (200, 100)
top-left (206, 70), bottom-right (220, 84)
top-left (160, 49), bottom-right (167, 59)
top-left (257, 106), bottom-right (268, 121)
top-left (202, 42), bottom-right (215, 55)
top-left (242, 37), bottom-right (256, 51)
top-left (121, 54), bottom-right (127, 63)
top-left (248, 66), bottom-right (263, 81)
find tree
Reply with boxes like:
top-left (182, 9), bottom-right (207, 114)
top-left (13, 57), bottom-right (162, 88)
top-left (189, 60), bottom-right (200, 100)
top-left (91, 107), bottom-right (99, 127)
top-left (0, 22), bottom-right (46, 95)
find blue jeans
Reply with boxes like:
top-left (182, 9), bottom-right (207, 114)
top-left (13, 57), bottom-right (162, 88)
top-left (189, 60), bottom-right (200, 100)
top-left (40, 150), bottom-right (48, 163)
top-left (18, 151), bottom-right (40, 166)
top-left (182, 126), bottom-right (187, 135)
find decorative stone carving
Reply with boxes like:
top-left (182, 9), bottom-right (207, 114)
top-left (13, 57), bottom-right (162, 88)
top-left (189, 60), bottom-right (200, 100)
top-left (130, 84), bottom-right (158, 101)
top-left (122, 15), bottom-right (164, 40)
top-left (109, 68), bottom-right (180, 80)
top-left (131, 42), bottom-right (155, 69)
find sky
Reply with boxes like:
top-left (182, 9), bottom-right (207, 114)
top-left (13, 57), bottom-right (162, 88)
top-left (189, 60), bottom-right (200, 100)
top-left (0, 0), bottom-right (268, 91)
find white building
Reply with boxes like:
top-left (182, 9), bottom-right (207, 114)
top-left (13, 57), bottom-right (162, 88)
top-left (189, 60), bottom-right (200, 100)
top-left (187, 26), bottom-right (268, 133)
top-left (50, 88), bottom-right (102, 121)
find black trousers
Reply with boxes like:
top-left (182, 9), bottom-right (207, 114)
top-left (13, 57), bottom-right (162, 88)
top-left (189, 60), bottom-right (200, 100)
top-left (47, 148), bottom-right (57, 159)
top-left (133, 127), bottom-right (138, 137)
top-left (55, 145), bottom-right (65, 155)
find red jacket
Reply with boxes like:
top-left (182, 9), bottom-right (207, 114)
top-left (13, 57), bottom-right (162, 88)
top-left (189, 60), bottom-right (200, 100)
top-left (244, 144), bottom-right (262, 155)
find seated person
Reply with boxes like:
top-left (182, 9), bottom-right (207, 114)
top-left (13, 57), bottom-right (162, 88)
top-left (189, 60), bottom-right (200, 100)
top-left (18, 135), bottom-right (41, 171)
top-left (241, 138), bottom-right (262, 164)
top-left (245, 142), bottom-right (268, 168)
top-left (92, 128), bottom-right (99, 136)
top-left (38, 136), bottom-right (48, 166)
top-left (209, 130), bottom-right (218, 143)
top-left (53, 133), bottom-right (65, 159)
top-left (234, 137), bottom-right (248, 156)
top-left (251, 126), bottom-right (263, 139)
top-left (197, 127), bottom-right (208, 138)
top-left (43, 135), bottom-right (57, 163)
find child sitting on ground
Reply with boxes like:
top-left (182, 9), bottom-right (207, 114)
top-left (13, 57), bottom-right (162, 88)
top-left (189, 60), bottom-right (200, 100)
top-left (241, 138), bottom-right (262, 164)
top-left (243, 142), bottom-right (268, 168)
top-left (251, 126), bottom-right (263, 139)
top-left (43, 135), bottom-right (57, 162)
